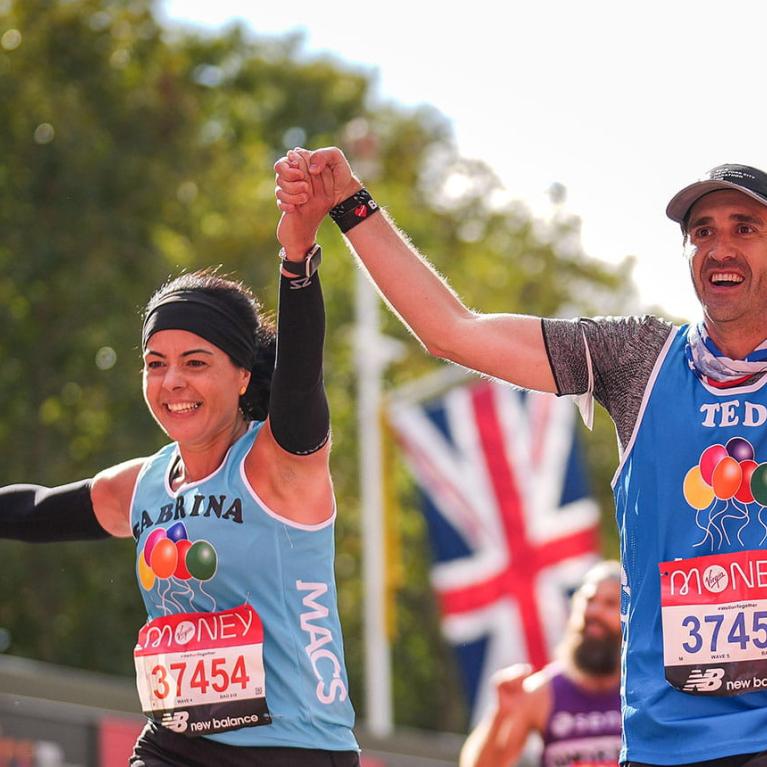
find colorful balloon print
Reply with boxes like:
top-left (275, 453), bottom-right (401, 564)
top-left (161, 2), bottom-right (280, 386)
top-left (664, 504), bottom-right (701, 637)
top-left (727, 437), bottom-right (755, 463)
top-left (139, 523), bottom-right (219, 592)
top-left (686, 440), bottom-right (767, 552)
top-left (699, 444), bottom-right (728, 485)
top-left (711, 456), bottom-right (742, 500)
top-left (137, 554), bottom-right (156, 591)
top-left (150, 537), bottom-right (178, 579)
top-left (167, 522), bottom-right (188, 543)
top-left (186, 540), bottom-right (217, 581)
top-left (736, 459), bottom-right (758, 504)
top-left (683, 466), bottom-right (715, 510)
top-left (174, 539), bottom-right (193, 580)
top-left (143, 527), bottom-right (167, 566)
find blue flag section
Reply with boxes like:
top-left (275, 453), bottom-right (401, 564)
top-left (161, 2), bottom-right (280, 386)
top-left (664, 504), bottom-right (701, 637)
top-left (388, 379), bottom-right (600, 721)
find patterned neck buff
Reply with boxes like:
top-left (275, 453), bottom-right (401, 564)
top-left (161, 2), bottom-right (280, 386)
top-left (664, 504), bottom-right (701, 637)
top-left (685, 322), bottom-right (767, 386)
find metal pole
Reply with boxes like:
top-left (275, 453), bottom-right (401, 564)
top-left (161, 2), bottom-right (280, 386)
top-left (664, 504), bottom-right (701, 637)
top-left (356, 269), bottom-right (393, 737)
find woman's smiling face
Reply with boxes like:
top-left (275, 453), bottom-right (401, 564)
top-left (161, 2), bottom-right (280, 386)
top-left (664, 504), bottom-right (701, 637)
top-left (142, 329), bottom-right (250, 447)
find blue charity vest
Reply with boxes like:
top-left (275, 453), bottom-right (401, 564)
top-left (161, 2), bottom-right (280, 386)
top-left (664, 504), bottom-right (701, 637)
top-left (614, 325), bottom-right (767, 763)
top-left (130, 422), bottom-right (358, 750)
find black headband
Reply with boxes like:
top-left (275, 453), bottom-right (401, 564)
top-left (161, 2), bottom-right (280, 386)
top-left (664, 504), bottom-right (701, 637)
top-left (142, 290), bottom-right (257, 370)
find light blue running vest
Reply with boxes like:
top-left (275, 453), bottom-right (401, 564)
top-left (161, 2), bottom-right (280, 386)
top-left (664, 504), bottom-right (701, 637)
top-left (614, 325), bottom-right (767, 763)
top-left (131, 422), bottom-right (358, 750)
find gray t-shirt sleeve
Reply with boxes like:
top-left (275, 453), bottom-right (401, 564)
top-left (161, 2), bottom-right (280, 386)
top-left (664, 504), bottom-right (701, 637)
top-left (541, 315), bottom-right (675, 450)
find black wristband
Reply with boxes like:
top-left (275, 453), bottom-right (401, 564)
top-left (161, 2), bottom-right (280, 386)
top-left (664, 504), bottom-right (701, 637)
top-left (0, 479), bottom-right (109, 542)
top-left (329, 188), bottom-right (380, 233)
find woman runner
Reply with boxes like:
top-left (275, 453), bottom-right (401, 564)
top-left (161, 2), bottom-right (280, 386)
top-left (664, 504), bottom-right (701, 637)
top-left (0, 159), bottom-right (359, 766)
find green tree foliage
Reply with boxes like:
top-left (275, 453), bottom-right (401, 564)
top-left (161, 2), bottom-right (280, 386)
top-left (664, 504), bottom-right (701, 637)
top-left (0, 0), bottom-right (635, 732)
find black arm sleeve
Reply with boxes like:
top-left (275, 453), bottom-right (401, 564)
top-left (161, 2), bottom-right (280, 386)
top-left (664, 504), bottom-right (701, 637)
top-left (0, 478), bottom-right (109, 542)
top-left (268, 272), bottom-right (330, 455)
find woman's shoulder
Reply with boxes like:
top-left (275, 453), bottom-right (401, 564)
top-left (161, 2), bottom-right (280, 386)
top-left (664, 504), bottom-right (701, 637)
top-left (91, 457), bottom-right (149, 537)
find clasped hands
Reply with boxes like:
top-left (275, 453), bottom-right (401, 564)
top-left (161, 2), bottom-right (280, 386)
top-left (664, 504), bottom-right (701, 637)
top-left (274, 147), bottom-right (361, 258)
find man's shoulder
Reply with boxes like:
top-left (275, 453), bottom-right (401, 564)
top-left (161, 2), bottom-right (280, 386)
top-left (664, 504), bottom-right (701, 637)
top-left (543, 313), bottom-right (676, 353)
top-left (581, 313), bottom-right (676, 333)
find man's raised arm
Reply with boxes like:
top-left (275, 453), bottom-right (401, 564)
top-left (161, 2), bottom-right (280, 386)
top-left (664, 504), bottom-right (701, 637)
top-left (274, 147), bottom-right (558, 394)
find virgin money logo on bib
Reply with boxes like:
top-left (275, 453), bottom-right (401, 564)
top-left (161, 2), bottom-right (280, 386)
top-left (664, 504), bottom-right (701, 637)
top-left (703, 565), bottom-right (728, 593)
top-left (174, 621), bottom-right (196, 645)
top-left (662, 552), bottom-right (767, 606)
top-left (136, 606), bottom-right (257, 653)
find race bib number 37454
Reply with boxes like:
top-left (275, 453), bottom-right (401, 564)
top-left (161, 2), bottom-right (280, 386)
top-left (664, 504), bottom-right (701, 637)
top-left (659, 551), bottom-right (767, 696)
top-left (134, 604), bottom-right (271, 736)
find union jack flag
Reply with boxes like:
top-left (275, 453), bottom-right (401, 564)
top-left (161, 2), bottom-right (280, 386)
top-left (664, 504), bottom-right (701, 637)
top-left (388, 374), bottom-right (601, 721)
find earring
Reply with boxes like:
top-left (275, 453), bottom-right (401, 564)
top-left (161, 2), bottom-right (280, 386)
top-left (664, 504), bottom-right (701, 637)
top-left (239, 386), bottom-right (247, 396)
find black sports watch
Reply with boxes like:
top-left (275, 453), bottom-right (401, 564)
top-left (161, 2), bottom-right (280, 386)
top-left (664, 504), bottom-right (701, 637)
top-left (279, 243), bottom-right (322, 278)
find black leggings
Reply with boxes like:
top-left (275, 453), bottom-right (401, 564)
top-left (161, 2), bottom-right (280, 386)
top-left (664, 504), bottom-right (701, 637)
top-left (626, 752), bottom-right (767, 767)
top-left (130, 722), bottom-right (360, 767)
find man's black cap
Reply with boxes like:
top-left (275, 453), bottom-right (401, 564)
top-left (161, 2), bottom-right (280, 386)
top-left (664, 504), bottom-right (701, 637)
top-left (666, 164), bottom-right (767, 227)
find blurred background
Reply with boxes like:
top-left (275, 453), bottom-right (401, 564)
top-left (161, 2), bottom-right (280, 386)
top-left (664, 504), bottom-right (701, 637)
top-left (0, 0), bottom-right (759, 764)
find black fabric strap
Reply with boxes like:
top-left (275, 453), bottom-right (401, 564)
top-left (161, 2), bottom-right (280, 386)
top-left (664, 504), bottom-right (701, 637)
top-left (268, 272), bottom-right (329, 455)
top-left (0, 479), bottom-right (109, 542)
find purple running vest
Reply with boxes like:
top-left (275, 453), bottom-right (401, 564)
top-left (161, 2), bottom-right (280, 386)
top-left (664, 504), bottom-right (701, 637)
top-left (541, 671), bottom-right (621, 767)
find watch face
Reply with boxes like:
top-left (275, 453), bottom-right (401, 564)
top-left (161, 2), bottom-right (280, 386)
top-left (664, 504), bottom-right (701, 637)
top-left (281, 245), bottom-right (321, 278)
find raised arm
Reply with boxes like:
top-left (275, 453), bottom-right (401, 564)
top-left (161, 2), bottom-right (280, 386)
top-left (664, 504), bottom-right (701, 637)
top-left (245, 154), bottom-right (336, 526)
top-left (275, 147), bottom-right (557, 393)
top-left (460, 665), bottom-right (550, 767)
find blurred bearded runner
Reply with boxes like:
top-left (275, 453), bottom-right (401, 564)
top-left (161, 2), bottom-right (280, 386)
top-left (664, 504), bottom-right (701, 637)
top-left (388, 372), bottom-right (601, 722)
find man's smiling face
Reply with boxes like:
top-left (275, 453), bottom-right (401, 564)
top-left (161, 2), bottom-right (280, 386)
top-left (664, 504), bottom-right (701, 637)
top-left (686, 189), bottom-right (767, 331)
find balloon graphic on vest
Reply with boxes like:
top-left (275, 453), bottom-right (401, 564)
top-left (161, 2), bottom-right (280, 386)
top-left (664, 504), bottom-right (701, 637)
top-left (683, 466), bottom-right (714, 510)
top-left (143, 528), bottom-right (167, 566)
top-left (137, 553), bottom-right (155, 591)
top-left (185, 540), bottom-right (217, 581)
top-left (684, 438), bottom-right (767, 551)
top-left (166, 521), bottom-right (188, 543)
top-left (751, 463), bottom-right (767, 506)
top-left (137, 524), bottom-right (220, 614)
top-left (150, 538), bottom-right (178, 579)
top-left (174, 539), bottom-right (193, 580)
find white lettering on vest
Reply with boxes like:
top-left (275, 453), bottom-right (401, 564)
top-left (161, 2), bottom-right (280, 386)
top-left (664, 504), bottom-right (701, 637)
top-left (745, 402), bottom-right (767, 427)
top-left (296, 580), bottom-right (348, 704)
top-left (700, 403), bottom-right (718, 427)
top-left (721, 400), bottom-right (740, 426)
top-left (697, 399), bottom-right (767, 428)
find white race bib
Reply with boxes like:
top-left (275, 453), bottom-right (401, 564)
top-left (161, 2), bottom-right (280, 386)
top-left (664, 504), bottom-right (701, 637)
top-left (659, 551), bottom-right (767, 696)
top-left (134, 604), bottom-right (271, 736)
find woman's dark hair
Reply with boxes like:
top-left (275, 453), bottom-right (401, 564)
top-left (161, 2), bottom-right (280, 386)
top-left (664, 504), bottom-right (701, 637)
top-left (144, 269), bottom-right (276, 421)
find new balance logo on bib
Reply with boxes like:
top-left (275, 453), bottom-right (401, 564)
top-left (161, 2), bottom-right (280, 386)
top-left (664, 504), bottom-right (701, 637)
top-left (683, 668), bottom-right (725, 692)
